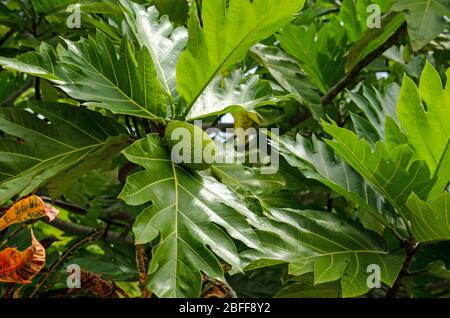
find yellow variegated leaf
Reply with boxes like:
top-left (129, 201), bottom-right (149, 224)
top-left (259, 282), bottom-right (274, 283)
top-left (0, 196), bottom-right (59, 232)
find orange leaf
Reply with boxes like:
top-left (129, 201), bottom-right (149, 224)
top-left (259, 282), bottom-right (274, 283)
top-left (0, 196), bottom-right (59, 232)
top-left (0, 231), bottom-right (46, 284)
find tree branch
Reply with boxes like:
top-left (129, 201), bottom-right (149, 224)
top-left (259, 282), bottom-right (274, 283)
top-left (41, 196), bottom-right (133, 226)
top-left (1, 77), bottom-right (33, 107)
top-left (386, 237), bottom-right (419, 298)
top-left (43, 218), bottom-right (134, 246)
top-left (34, 77), bottom-right (41, 101)
top-left (321, 23), bottom-right (407, 105)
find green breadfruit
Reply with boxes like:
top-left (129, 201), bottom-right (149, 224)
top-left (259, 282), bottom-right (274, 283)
top-left (164, 120), bottom-right (216, 170)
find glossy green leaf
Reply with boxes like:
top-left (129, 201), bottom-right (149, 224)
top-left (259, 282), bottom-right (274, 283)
top-left (0, 102), bottom-right (128, 203)
top-left (211, 163), bottom-right (305, 213)
top-left (0, 42), bottom-right (60, 81)
top-left (426, 260), bottom-right (450, 279)
top-left (118, 134), bottom-right (260, 297)
top-left (337, 0), bottom-right (371, 43)
top-left (31, 0), bottom-right (73, 13)
top-left (0, 33), bottom-right (169, 120)
top-left (273, 133), bottom-right (404, 233)
top-left (177, 0), bottom-right (305, 113)
top-left (120, 0), bottom-right (188, 99)
top-left (348, 83), bottom-right (401, 141)
top-left (186, 70), bottom-right (287, 120)
top-left (322, 120), bottom-right (434, 220)
top-left (350, 112), bottom-right (380, 146)
top-left (346, 12), bottom-right (405, 72)
top-left (275, 274), bottom-right (341, 298)
top-left (58, 33), bottom-right (169, 119)
top-left (276, 20), bottom-right (347, 93)
top-left (241, 208), bottom-right (405, 297)
top-left (31, 0), bottom-right (121, 14)
top-left (153, 0), bottom-right (189, 25)
top-left (250, 44), bottom-right (323, 119)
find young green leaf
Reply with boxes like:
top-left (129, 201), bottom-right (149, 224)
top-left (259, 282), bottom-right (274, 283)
top-left (177, 0), bottom-right (305, 115)
top-left (406, 193), bottom-right (450, 243)
top-left (397, 62), bottom-right (450, 198)
top-left (276, 20), bottom-right (347, 93)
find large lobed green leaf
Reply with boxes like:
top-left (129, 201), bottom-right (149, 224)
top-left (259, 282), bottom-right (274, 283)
top-left (272, 133), bottom-right (405, 234)
top-left (241, 208), bottom-right (405, 298)
top-left (186, 70), bottom-right (288, 121)
top-left (322, 120), bottom-right (434, 221)
top-left (0, 102), bottom-right (128, 203)
top-left (348, 83), bottom-right (401, 142)
top-left (211, 162), bottom-right (306, 213)
top-left (392, 0), bottom-right (450, 51)
top-left (276, 20), bottom-right (347, 93)
top-left (120, 0), bottom-right (188, 99)
top-left (119, 134), bottom-right (261, 297)
top-left (346, 12), bottom-right (405, 72)
top-left (406, 193), bottom-right (450, 243)
top-left (57, 33), bottom-right (169, 119)
top-left (250, 44), bottom-right (323, 119)
top-left (397, 62), bottom-right (450, 199)
top-left (177, 0), bottom-right (305, 114)
top-left (0, 33), bottom-right (169, 120)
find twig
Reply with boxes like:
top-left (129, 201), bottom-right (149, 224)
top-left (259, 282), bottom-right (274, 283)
top-left (386, 237), bottom-right (419, 298)
top-left (43, 218), bottom-right (134, 246)
top-left (1, 77), bottom-right (33, 107)
top-left (41, 196), bottom-right (133, 226)
top-left (34, 77), bottom-right (41, 101)
top-left (321, 23), bottom-right (407, 105)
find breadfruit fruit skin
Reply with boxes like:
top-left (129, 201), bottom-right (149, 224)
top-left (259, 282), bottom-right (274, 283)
top-left (164, 120), bottom-right (216, 170)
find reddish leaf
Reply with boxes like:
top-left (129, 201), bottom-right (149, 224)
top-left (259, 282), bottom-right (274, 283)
top-left (0, 196), bottom-right (59, 232)
top-left (0, 231), bottom-right (46, 284)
